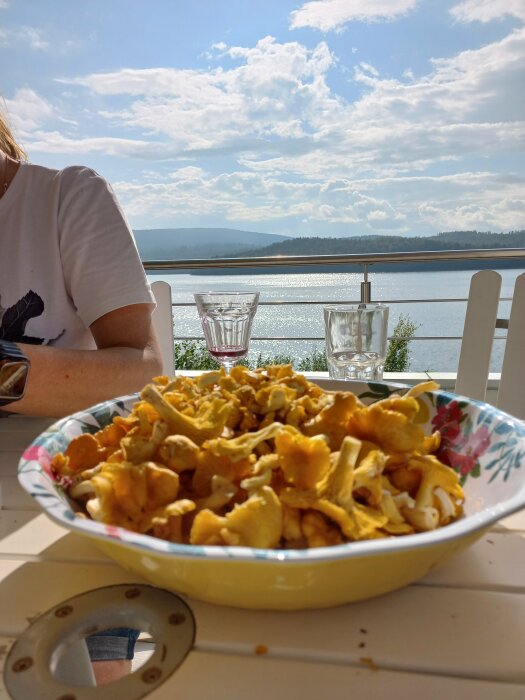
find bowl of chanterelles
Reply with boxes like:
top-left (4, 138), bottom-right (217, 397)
top-left (18, 365), bottom-right (525, 610)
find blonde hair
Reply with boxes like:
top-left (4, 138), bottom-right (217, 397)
top-left (0, 113), bottom-right (26, 160)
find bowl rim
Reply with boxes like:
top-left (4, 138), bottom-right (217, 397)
top-left (18, 379), bottom-right (525, 565)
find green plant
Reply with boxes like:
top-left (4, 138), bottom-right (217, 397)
top-left (253, 352), bottom-right (295, 367)
top-left (173, 324), bottom-right (418, 374)
top-left (173, 340), bottom-right (220, 370)
top-left (173, 341), bottom-right (292, 371)
top-left (174, 340), bottom-right (323, 372)
top-left (384, 315), bottom-right (419, 372)
top-left (298, 348), bottom-right (328, 372)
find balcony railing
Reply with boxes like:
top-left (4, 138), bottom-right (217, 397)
top-left (144, 247), bottom-right (525, 346)
top-left (143, 246), bottom-right (525, 270)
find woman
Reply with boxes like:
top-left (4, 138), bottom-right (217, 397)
top-left (0, 113), bottom-right (163, 417)
top-left (1, 112), bottom-right (162, 684)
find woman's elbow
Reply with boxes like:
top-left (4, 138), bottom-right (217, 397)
top-left (147, 349), bottom-right (165, 379)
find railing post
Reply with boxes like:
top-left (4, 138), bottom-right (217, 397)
top-left (360, 263), bottom-right (371, 304)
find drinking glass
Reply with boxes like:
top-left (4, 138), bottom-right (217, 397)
top-left (324, 303), bottom-right (389, 381)
top-left (194, 291), bottom-right (260, 372)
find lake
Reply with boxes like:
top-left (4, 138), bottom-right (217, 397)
top-left (147, 268), bottom-right (524, 372)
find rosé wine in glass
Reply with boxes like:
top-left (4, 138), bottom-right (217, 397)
top-left (194, 292), bottom-right (260, 373)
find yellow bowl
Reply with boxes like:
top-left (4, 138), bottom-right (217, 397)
top-left (18, 379), bottom-right (525, 610)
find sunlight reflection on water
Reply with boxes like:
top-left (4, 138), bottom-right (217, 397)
top-left (148, 269), bottom-right (522, 372)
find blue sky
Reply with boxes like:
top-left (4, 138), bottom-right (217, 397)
top-left (1, 0), bottom-right (524, 237)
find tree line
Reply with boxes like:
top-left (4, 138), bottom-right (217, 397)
top-left (215, 230), bottom-right (524, 272)
top-left (232, 230), bottom-right (525, 258)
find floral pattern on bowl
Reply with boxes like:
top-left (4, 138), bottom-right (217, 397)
top-left (19, 380), bottom-right (525, 558)
top-left (17, 379), bottom-right (525, 609)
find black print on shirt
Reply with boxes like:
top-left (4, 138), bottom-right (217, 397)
top-left (0, 290), bottom-right (65, 345)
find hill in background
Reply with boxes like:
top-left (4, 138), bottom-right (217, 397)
top-left (233, 230), bottom-right (525, 257)
top-left (134, 227), bottom-right (524, 271)
top-left (133, 227), bottom-right (290, 260)
top-left (224, 230), bottom-right (525, 271)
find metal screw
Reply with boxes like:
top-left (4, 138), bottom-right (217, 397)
top-left (125, 588), bottom-right (141, 599)
top-left (168, 612), bottom-right (186, 625)
top-left (142, 666), bottom-right (162, 684)
top-left (12, 657), bottom-right (33, 673)
top-left (55, 605), bottom-right (73, 618)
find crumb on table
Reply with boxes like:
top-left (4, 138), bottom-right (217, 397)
top-left (359, 656), bottom-right (379, 671)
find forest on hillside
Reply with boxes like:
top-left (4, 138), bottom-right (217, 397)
top-left (231, 230), bottom-right (525, 257)
top-left (196, 230), bottom-right (524, 274)
top-left (215, 230), bottom-right (525, 272)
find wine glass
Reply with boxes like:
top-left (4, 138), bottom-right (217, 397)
top-left (194, 291), bottom-right (260, 372)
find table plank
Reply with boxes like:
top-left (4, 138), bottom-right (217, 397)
top-left (0, 476), bottom-right (39, 511)
top-left (420, 530), bottom-right (525, 591)
top-left (2, 512), bottom-right (524, 593)
top-left (0, 560), bottom-right (145, 636)
top-left (0, 416), bottom-right (53, 438)
top-left (190, 588), bottom-right (525, 684)
top-left (151, 651), bottom-right (525, 700)
top-left (497, 510), bottom-right (525, 532)
top-left (2, 644), bottom-right (525, 700)
top-left (1, 557), bottom-right (524, 683)
top-left (0, 513), bottom-right (111, 563)
top-left (0, 451), bottom-right (23, 477)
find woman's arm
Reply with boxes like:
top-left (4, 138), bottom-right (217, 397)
top-left (8, 303), bottom-right (163, 418)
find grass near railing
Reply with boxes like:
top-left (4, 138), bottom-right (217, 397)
top-left (384, 315), bottom-right (420, 372)
top-left (174, 316), bottom-right (417, 373)
top-left (173, 339), bottom-right (321, 372)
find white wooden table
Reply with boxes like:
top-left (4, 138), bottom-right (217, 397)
top-left (1, 413), bottom-right (525, 700)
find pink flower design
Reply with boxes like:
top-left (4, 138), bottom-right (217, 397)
top-left (39, 448), bottom-right (53, 478)
top-left (22, 445), bottom-right (43, 462)
top-left (104, 524), bottom-right (123, 540)
top-left (432, 400), bottom-right (463, 442)
top-left (23, 445), bottom-right (72, 488)
top-left (440, 424), bottom-right (491, 477)
top-left (23, 446), bottom-right (53, 477)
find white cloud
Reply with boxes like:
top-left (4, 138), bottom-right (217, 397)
top-left (450, 0), bottom-right (525, 24)
top-left (4, 88), bottom-right (54, 133)
top-left (3, 90), bottom-right (155, 158)
top-left (59, 37), bottom-right (338, 152)
top-left (168, 166), bottom-right (205, 180)
top-left (351, 27), bottom-right (525, 123)
top-left (289, 0), bottom-right (419, 32)
top-left (418, 196), bottom-right (525, 232)
top-left (54, 28), bottom-right (525, 179)
top-left (110, 163), bottom-right (524, 236)
top-left (17, 27), bottom-right (525, 235)
top-left (26, 131), bottom-right (167, 157)
top-left (0, 25), bottom-right (49, 50)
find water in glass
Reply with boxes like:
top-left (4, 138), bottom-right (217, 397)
top-left (324, 303), bottom-right (389, 381)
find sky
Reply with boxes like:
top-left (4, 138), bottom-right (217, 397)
top-left (1, 0), bottom-right (524, 238)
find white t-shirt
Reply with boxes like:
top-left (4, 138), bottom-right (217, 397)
top-left (0, 162), bottom-right (154, 349)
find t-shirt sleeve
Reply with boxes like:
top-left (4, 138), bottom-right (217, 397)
top-left (57, 166), bottom-right (155, 328)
